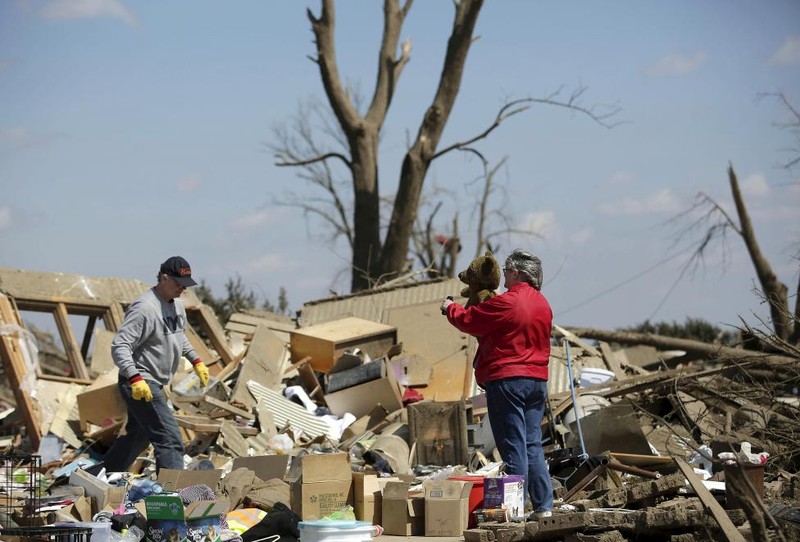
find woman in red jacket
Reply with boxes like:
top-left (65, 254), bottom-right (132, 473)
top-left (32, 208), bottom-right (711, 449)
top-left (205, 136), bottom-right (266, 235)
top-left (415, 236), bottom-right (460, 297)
top-left (441, 249), bottom-right (554, 518)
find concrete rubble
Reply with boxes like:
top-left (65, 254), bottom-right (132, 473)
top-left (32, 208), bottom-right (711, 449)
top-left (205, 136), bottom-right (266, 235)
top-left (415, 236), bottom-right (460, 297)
top-left (0, 266), bottom-right (798, 542)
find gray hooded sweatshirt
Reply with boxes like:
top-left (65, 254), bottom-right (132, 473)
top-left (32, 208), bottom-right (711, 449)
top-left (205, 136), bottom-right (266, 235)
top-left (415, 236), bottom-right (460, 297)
top-left (112, 287), bottom-right (198, 386)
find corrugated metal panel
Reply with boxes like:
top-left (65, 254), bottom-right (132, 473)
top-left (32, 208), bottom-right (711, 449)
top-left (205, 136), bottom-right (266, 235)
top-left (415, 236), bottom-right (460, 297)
top-left (298, 278), bottom-right (464, 327)
top-left (548, 344), bottom-right (571, 396)
top-left (246, 380), bottom-right (332, 439)
top-left (548, 341), bottom-right (614, 396)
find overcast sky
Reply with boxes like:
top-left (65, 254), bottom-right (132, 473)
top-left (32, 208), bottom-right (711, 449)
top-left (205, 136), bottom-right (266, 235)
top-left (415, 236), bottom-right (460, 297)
top-left (1, 0), bottom-right (799, 333)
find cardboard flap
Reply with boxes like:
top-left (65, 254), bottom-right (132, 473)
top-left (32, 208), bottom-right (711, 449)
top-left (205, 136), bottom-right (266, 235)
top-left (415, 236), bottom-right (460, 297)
top-left (423, 479), bottom-right (472, 499)
top-left (407, 496), bottom-right (423, 517)
top-left (300, 452), bottom-right (351, 483)
top-left (232, 455), bottom-right (289, 481)
top-left (382, 481), bottom-right (410, 499)
top-left (158, 468), bottom-right (223, 492)
top-left (184, 498), bottom-right (230, 519)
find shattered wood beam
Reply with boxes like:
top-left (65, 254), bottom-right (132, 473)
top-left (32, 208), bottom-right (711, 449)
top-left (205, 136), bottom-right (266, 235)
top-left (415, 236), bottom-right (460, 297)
top-left (564, 327), bottom-right (797, 365)
top-left (0, 295), bottom-right (42, 450)
top-left (203, 396), bottom-right (255, 420)
top-left (598, 341), bottom-right (626, 379)
top-left (553, 324), bottom-right (602, 357)
top-left (674, 458), bottom-right (747, 542)
top-left (191, 304), bottom-right (236, 366)
top-left (53, 303), bottom-right (90, 379)
top-left (79, 315), bottom-right (97, 360)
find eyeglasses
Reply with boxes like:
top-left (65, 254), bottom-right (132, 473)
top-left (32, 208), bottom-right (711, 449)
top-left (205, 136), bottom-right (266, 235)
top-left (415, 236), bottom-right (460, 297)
top-left (503, 267), bottom-right (514, 274)
top-left (164, 274), bottom-right (186, 288)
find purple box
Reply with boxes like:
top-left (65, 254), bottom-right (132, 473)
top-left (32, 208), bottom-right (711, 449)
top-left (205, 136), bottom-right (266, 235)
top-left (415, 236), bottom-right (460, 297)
top-left (482, 475), bottom-right (525, 517)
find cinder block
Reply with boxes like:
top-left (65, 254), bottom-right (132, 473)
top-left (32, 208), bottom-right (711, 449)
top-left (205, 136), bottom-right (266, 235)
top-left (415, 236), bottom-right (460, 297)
top-left (464, 528), bottom-right (495, 542)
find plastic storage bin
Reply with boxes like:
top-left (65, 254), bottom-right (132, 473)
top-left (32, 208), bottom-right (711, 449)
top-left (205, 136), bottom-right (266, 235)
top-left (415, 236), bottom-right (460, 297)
top-left (298, 520), bottom-right (374, 542)
top-left (449, 475), bottom-right (485, 529)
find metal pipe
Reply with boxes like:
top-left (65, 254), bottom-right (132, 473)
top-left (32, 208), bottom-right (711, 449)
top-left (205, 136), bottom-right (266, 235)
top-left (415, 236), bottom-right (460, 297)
top-left (564, 340), bottom-right (588, 462)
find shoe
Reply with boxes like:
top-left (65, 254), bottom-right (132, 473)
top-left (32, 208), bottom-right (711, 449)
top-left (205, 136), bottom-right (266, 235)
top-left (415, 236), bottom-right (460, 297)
top-left (527, 510), bottom-right (552, 521)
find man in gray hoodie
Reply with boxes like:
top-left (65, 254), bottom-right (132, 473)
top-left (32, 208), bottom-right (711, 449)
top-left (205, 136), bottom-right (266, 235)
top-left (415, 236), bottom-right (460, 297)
top-left (104, 256), bottom-right (209, 473)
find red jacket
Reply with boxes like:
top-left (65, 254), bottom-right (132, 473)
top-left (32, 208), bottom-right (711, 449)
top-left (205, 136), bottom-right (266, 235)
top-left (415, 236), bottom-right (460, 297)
top-left (446, 282), bottom-right (552, 387)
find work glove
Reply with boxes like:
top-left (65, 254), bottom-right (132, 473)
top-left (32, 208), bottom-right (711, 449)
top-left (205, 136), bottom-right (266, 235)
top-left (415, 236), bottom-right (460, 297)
top-left (129, 376), bottom-right (153, 402)
top-left (192, 359), bottom-right (209, 388)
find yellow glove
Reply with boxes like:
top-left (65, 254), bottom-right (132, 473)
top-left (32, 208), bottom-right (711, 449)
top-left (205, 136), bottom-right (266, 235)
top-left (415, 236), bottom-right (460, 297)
top-left (130, 378), bottom-right (153, 402)
top-left (192, 360), bottom-right (209, 388)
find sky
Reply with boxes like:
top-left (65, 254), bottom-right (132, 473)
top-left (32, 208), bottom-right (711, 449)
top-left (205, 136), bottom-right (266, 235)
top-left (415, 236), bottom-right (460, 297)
top-left (1, 0), bottom-right (799, 334)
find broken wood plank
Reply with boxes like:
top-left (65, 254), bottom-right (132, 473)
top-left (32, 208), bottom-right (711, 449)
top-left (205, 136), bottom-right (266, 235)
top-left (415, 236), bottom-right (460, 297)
top-left (598, 341), bottom-right (626, 380)
top-left (553, 324), bottom-right (602, 357)
top-left (191, 304), bottom-right (236, 366)
top-left (203, 396), bottom-right (254, 420)
top-left (220, 420), bottom-right (248, 457)
top-left (53, 302), bottom-right (90, 380)
top-left (674, 458), bottom-right (747, 542)
top-left (0, 294), bottom-right (42, 450)
top-left (230, 324), bottom-right (287, 408)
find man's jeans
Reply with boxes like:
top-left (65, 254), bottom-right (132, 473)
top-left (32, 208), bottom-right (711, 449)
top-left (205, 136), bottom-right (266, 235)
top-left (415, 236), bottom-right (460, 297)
top-left (485, 377), bottom-right (553, 513)
top-left (103, 377), bottom-right (184, 473)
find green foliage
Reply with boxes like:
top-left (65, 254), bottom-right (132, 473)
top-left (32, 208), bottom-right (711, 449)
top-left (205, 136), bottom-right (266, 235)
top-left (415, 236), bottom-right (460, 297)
top-left (624, 317), bottom-right (738, 345)
top-left (195, 275), bottom-right (290, 324)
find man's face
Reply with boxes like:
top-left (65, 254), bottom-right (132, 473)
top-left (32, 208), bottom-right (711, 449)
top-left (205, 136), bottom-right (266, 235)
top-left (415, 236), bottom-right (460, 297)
top-left (162, 274), bottom-right (187, 299)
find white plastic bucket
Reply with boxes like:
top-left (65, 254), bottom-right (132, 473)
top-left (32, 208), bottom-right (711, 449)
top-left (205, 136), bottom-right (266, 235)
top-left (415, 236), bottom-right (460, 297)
top-left (563, 394), bottom-right (611, 426)
top-left (579, 367), bottom-right (615, 388)
top-left (298, 520), bottom-right (374, 542)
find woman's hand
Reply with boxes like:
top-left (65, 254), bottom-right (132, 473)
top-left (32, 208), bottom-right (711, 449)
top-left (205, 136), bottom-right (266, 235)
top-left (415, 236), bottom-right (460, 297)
top-left (440, 296), bottom-right (454, 315)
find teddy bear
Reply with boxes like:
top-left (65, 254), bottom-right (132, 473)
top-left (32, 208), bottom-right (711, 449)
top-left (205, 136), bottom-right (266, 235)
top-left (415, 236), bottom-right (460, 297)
top-left (458, 250), bottom-right (501, 308)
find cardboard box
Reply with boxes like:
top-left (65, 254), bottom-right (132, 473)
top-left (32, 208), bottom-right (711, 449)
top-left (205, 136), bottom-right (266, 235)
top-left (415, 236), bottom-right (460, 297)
top-left (290, 317), bottom-right (397, 372)
top-left (76, 375), bottom-right (126, 432)
top-left (288, 453), bottom-right (353, 520)
top-left (144, 494), bottom-right (229, 542)
top-left (483, 475), bottom-right (525, 518)
top-left (323, 359), bottom-right (404, 418)
top-left (423, 479), bottom-right (473, 536)
top-left (381, 481), bottom-right (425, 536)
top-left (353, 472), bottom-right (400, 524)
top-left (68, 468), bottom-right (126, 514)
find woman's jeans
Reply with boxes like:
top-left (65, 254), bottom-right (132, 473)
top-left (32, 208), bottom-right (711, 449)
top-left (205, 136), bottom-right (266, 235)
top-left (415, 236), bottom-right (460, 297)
top-left (485, 377), bottom-right (553, 513)
top-left (103, 377), bottom-right (185, 473)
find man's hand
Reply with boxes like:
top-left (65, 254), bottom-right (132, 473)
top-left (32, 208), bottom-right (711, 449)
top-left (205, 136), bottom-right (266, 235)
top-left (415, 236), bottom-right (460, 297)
top-left (131, 379), bottom-right (153, 402)
top-left (192, 360), bottom-right (209, 388)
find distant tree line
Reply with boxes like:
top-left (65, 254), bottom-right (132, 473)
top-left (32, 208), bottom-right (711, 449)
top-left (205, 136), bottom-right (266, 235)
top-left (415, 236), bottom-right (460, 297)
top-left (623, 317), bottom-right (738, 346)
top-left (195, 275), bottom-right (289, 324)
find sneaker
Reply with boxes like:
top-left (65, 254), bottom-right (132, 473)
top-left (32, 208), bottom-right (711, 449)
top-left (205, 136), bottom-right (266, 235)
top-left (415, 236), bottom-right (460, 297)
top-left (526, 510), bottom-right (552, 521)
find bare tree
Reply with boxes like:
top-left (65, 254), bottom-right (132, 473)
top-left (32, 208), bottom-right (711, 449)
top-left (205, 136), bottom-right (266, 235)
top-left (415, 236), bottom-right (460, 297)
top-left (275, 0), bottom-right (620, 292)
top-left (759, 91), bottom-right (800, 171)
top-left (673, 164), bottom-right (798, 343)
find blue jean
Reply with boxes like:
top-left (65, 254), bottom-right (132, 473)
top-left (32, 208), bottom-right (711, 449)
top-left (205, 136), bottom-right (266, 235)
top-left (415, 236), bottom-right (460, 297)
top-left (485, 377), bottom-right (553, 513)
top-left (103, 377), bottom-right (184, 473)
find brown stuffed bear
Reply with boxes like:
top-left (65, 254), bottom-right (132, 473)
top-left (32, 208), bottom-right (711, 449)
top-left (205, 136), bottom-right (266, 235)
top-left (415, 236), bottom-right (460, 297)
top-left (458, 251), bottom-right (501, 308)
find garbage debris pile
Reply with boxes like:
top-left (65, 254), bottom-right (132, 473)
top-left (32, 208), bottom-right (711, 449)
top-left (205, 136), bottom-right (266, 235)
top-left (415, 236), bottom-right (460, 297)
top-left (0, 267), bottom-right (799, 542)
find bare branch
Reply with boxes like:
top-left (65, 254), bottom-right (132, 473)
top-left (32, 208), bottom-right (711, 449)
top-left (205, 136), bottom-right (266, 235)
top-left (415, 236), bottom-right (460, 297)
top-left (275, 151), bottom-right (351, 169)
top-left (431, 86), bottom-right (624, 162)
top-left (758, 91), bottom-right (800, 170)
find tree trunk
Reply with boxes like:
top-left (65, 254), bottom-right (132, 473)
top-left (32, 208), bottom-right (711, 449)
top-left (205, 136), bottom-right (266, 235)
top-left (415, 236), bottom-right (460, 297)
top-left (563, 326), bottom-right (798, 365)
top-left (350, 133), bottom-right (382, 291)
top-left (309, 0), bottom-right (412, 291)
top-left (378, 0), bottom-right (484, 282)
top-left (728, 165), bottom-right (791, 341)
